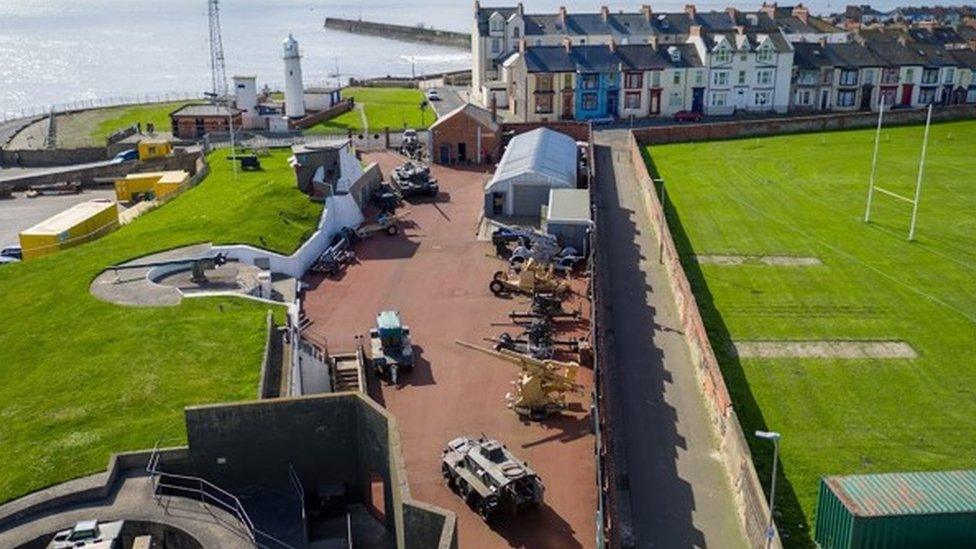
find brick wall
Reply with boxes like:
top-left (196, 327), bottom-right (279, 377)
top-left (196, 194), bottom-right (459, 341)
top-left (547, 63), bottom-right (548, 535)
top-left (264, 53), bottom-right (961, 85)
top-left (627, 133), bottom-right (780, 549)
top-left (633, 104), bottom-right (976, 145)
top-left (502, 121), bottom-right (592, 144)
top-left (290, 99), bottom-right (353, 130)
top-left (430, 114), bottom-right (501, 165)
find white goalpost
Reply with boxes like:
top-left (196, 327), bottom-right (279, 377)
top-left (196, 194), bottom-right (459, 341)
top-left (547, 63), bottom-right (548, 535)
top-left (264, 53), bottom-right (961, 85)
top-left (863, 102), bottom-right (933, 241)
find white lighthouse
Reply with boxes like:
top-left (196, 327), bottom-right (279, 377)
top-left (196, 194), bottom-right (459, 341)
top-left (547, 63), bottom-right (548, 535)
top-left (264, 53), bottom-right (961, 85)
top-left (282, 34), bottom-right (305, 119)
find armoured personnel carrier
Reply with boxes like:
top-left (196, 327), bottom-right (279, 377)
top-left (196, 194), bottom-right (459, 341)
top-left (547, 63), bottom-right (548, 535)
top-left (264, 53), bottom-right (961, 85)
top-left (441, 435), bottom-right (544, 521)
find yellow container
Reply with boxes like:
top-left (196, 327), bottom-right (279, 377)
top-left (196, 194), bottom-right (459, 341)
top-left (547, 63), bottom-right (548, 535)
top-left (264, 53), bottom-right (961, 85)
top-left (114, 170), bottom-right (189, 202)
top-left (137, 138), bottom-right (172, 160)
top-left (19, 199), bottom-right (119, 260)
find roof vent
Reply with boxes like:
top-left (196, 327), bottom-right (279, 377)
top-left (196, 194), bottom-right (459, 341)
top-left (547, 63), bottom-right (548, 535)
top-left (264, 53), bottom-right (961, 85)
top-left (668, 45), bottom-right (681, 62)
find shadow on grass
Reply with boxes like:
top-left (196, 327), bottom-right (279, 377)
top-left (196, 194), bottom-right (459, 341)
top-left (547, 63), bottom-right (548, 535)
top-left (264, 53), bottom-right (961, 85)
top-left (645, 150), bottom-right (815, 548)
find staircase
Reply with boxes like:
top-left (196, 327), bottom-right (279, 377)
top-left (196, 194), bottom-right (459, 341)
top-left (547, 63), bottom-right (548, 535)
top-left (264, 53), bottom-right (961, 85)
top-left (331, 346), bottom-right (366, 393)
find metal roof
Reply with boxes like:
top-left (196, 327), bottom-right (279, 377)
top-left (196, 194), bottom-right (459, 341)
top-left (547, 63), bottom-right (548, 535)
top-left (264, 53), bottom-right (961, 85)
top-left (547, 189), bottom-right (591, 225)
top-left (824, 470), bottom-right (976, 517)
top-left (487, 128), bottom-right (577, 190)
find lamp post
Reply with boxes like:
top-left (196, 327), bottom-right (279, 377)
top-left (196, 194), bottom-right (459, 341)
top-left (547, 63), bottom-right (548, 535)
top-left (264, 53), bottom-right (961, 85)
top-left (755, 430), bottom-right (781, 549)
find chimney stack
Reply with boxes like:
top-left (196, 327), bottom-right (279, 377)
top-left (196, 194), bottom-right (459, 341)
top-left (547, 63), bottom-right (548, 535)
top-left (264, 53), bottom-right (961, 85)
top-left (760, 2), bottom-right (777, 17)
top-left (474, 1), bottom-right (481, 15)
top-left (608, 39), bottom-right (617, 52)
top-left (685, 4), bottom-right (697, 19)
top-left (726, 7), bottom-right (740, 22)
top-left (601, 6), bottom-right (610, 22)
top-left (491, 93), bottom-right (498, 122)
top-left (641, 5), bottom-right (652, 22)
top-left (518, 38), bottom-right (527, 53)
top-left (897, 35), bottom-right (908, 47)
top-left (648, 35), bottom-right (659, 48)
top-left (559, 6), bottom-right (567, 24)
top-left (689, 24), bottom-right (702, 37)
top-left (818, 36), bottom-right (827, 47)
top-left (517, 2), bottom-right (524, 16)
top-left (563, 37), bottom-right (573, 52)
top-left (792, 4), bottom-right (809, 24)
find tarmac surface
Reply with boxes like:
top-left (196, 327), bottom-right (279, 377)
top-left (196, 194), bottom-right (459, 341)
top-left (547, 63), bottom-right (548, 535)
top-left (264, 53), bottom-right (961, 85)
top-left (594, 130), bottom-right (747, 548)
top-left (0, 188), bottom-right (117, 247)
top-left (302, 152), bottom-right (597, 549)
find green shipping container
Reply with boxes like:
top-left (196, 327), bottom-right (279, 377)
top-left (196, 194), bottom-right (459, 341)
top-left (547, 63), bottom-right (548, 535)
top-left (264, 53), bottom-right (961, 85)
top-left (815, 470), bottom-right (976, 548)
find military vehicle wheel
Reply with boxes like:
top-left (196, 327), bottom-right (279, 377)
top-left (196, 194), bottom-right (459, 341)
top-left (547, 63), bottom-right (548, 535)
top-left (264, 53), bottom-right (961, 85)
top-left (385, 225), bottom-right (399, 236)
top-left (489, 280), bottom-right (505, 295)
top-left (477, 500), bottom-right (494, 521)
top-left (492, 271), bottom-right (505, 281)
top-left (457, 478), bottom-right (471, 500)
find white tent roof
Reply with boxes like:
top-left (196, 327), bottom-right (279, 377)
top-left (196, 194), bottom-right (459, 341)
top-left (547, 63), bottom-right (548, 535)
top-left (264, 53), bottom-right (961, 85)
top-left (485, 128), bottom-right (578, 192)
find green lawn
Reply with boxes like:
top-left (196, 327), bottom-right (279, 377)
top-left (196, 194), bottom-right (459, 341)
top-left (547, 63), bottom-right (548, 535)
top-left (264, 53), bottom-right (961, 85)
top-left (89, 101), bottom-right (198, 142)
top-left (645, 120), bottom-right (976, 547)
top-left (305, 87), bottom-right (434, 134)
top-left (0, 149), bottom-right (321, 503)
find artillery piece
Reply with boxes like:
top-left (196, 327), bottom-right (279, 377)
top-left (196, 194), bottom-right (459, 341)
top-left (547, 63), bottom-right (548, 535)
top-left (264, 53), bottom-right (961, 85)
top-left (456, 340), bottom-right (582, 420)
top-left (488, 319), bottom-right (581, 360)
top-left (509, 293), bottom-right (582, 322)
top-left (489, 260), bottom-right (570, 297)
top-left (111, 253), bottom-right (229, 284)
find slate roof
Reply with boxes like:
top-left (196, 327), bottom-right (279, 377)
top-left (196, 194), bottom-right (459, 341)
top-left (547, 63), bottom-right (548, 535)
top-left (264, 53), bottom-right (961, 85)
top-left (950, 48), bottom-right (976, 70)
top-left (825, 41), bottom-right (885, 67)
top-left (170, 104), bottom-right (241, 118)
top-left (700, 31), bottom-right (792, 53)
top-left (476, 6), bottom-right (518, 36)
top-left (429, 102), bottom-right (500, 132)
top-left (792, 42), bottom-right (836, 69)
top-left (865, 40), bottom-right (956, 67)
top-left (522, 43), bottom-right (703, 73)
top-left (906, 26), bottom-right (966, 46)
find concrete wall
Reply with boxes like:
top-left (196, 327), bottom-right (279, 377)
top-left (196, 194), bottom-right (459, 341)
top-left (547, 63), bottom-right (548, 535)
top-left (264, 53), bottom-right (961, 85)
top-left (0, 147), bottom-right (107, 167)
top-left (324, 17), bottom-right (469, 49)
top-left (632, 104), bottom-right (976, 145)
top-left (258, 312), bottom-right (284, 399)
top-left (627, 132), bottom-right (780, 549)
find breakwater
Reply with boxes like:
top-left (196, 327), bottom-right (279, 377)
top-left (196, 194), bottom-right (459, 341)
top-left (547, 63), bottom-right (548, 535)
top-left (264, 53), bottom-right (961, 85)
top-left (324, 17), bottom-right (470, 50)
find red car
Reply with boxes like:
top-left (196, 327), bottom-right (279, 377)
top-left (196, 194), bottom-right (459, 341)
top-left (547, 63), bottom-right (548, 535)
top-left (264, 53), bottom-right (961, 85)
top-left (674, 110), bottom-right (703, 123)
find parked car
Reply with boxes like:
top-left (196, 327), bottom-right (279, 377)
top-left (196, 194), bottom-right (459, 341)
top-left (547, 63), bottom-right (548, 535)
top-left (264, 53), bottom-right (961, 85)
top-left (1, 246), bottom-right (22, 261)
top-left (674, 110), bottom-right (703, 123)
top-left (111, 149), bottom-right (138, 163)
top-left (426, 89), bottom-right (441, 101)
top-left (48, 519), bottom-right (124, 548)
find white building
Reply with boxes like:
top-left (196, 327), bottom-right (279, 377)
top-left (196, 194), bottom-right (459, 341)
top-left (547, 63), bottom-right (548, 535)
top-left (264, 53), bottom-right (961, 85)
top-left (484, 128), bottom-right (578, 218)
top-left (283, 34), bottom-right (306, 119)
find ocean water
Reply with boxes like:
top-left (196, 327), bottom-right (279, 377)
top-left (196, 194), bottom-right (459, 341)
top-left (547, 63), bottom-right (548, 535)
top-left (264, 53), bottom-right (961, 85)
top-left (0, 0), bottom-right (908, 117)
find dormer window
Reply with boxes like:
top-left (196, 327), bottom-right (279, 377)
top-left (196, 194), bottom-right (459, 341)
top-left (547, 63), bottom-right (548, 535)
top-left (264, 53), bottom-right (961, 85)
top-left (714, 46), bottom-right (732, 64)
top-left (757, 43), bottom-right (774, 63)
top-left (489, 15), bottom-right (504, 33)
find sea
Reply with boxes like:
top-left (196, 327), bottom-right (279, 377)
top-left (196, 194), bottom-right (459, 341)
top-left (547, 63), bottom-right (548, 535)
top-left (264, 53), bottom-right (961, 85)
top-left (0, 0), bottom-right (912, 117)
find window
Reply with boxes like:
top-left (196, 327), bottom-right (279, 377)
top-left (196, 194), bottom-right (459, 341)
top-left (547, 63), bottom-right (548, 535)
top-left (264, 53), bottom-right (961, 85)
top-left (673, 72), bottom-right (681, 85)
top-left (837, 90), bottom-right (856, 107)
top-left (624, 91), bottom-right (641, 109)
top-left (839, 69), bottom-right (858, 86)
top-left (755, 91), bottom-right (771, 106)
top-left (536, 74), bottom-right (553, 92)
top-left (562, 73), bottom-right (573, 89)
top-left (921, 69), bottom-right (939, 85)
top-left (712, 71), bottom-right (729, 87)
top-left (757, 69), bottom-right (773, 86)
top-left (582, 93), bottom-right (598, 110)
top-left (651, 71), bottom-right (661, 87)
top-left (740, 52), bottom-right (748, 62)
top-left (535, 94), bottom-right (553, 113)
top-left (695, 70), bottom-right (704, 86)
top-left (795, 89), bottom-right (812, 105)
top-left (905, 68), bottom-right (915, 82)
top-left (757, 44), bottom-right (774, 63)
top-left (967, 87), bottom-right (976, 103)
top-left (862, 69), bottom-right (875, 84)
top-left (581, 74), bottom-right (599, 90)
top-left (738, 71), bottom-right (746, 85)
top-left (513, 27), bottom-right (521, 39)
top-left (535, 39), bottom-right (542, 46)
top-left (491, 39), bottom-right (501, 54)
top-left (669, 91), bottom-right (682, 107)
top-left (579, 39), bottom-right (586, 45)
top-left (944, 68), bottom-right (955, 84)
top-left (880, 88), bottom-right (896, 106)
top-left (710, 92), bottom-right (728, 106)
top-left (624, 72), bottom-right (643, 89)
top-left (490, 19), bottom-right (503, 32)
top-left (918, 87), bottom-right (937, 104)
top-left (714, 46), bottom-right (732, 64)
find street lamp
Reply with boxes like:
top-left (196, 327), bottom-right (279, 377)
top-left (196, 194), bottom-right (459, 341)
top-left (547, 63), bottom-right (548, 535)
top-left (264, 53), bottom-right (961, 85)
top-left (755, 430), bottom-right (781, 549)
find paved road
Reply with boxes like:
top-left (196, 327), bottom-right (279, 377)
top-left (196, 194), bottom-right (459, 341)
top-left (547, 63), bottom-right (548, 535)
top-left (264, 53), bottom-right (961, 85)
top-left (594, 130), bottom-right (746, 548)
top-left (427, 86), bottom-right (465, 117)
top-left (0, 189), bottom-right (116, 246)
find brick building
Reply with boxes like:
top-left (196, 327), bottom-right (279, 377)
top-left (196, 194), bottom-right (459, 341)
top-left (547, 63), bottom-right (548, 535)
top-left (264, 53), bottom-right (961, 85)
top-left (170, 104), bottom-right (243, 140)
top-left (429, 103), bottom-right (500, 165)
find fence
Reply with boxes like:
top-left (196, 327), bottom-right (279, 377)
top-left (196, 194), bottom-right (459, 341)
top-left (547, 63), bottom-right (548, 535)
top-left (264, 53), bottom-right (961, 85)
top-left (627, 132), bottom-right (780, 549)
top-left (0, 91), bottom-right (204, 124)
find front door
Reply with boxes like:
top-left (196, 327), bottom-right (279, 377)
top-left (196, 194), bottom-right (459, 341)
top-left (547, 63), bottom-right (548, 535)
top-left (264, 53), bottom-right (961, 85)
top-left (562, 92), bottom-right (574, 119)
top-left (692, 88), bottom-right (704, 113)
top-left (607, 91), bottom-right (619, 117)
top-left (901, 84), bottom-right (914, 106)
top-left (439, 144), bottom-right (450, 164)
top-left (820, 89), bottom-right (830, 110)
top-left (860, 84), bottom-right (874, 110)
top-left (649, 89), bottom-right (661, 115)
top-left (457, 143), bottom-right (467, 162)
top-left (492, 193), bottom-right (504, 216)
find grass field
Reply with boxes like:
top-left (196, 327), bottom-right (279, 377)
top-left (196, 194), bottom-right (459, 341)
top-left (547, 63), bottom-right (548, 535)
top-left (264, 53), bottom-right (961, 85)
top-left (305, 87), bottom-right (433, 134)
top-left (645, 120), bottom-right (976, 547)
top-left (50, 101), bottom-right (199, 147)
top-left (0, 149), bottom-right (320, 503)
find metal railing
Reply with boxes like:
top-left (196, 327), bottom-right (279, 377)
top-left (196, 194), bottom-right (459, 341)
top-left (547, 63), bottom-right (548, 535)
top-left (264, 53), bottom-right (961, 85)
top-left (0, 91), bottom-right (205, 124)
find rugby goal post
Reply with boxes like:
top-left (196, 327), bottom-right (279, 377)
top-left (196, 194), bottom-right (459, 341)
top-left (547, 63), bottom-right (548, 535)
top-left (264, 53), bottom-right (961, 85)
top-left (863, 102), bottom-right (933, 241)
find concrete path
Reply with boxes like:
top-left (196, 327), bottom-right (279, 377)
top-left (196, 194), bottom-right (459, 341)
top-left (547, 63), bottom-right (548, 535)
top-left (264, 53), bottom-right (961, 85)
top-left (0, 189), bottom-right (117, 247)
top-left (0, 473), bottom-right (253, 548)
top-left (594, 130), bottom-right (746, 548)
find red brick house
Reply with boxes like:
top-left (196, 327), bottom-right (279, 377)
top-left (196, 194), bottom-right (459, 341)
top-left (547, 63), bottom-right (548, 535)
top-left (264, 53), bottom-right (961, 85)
top-left (170, 104), bottom-right (243, 140)
top-left (429, 103), bottom-right (500, 165)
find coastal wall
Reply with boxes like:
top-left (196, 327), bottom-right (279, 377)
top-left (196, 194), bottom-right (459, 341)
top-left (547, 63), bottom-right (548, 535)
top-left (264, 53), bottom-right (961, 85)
top-left (324, 17), bottom-right (470, 49)
top-left (632, 104), bottom-right (976, 145)
top-left (627, 132), bottom-right (781, 549)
